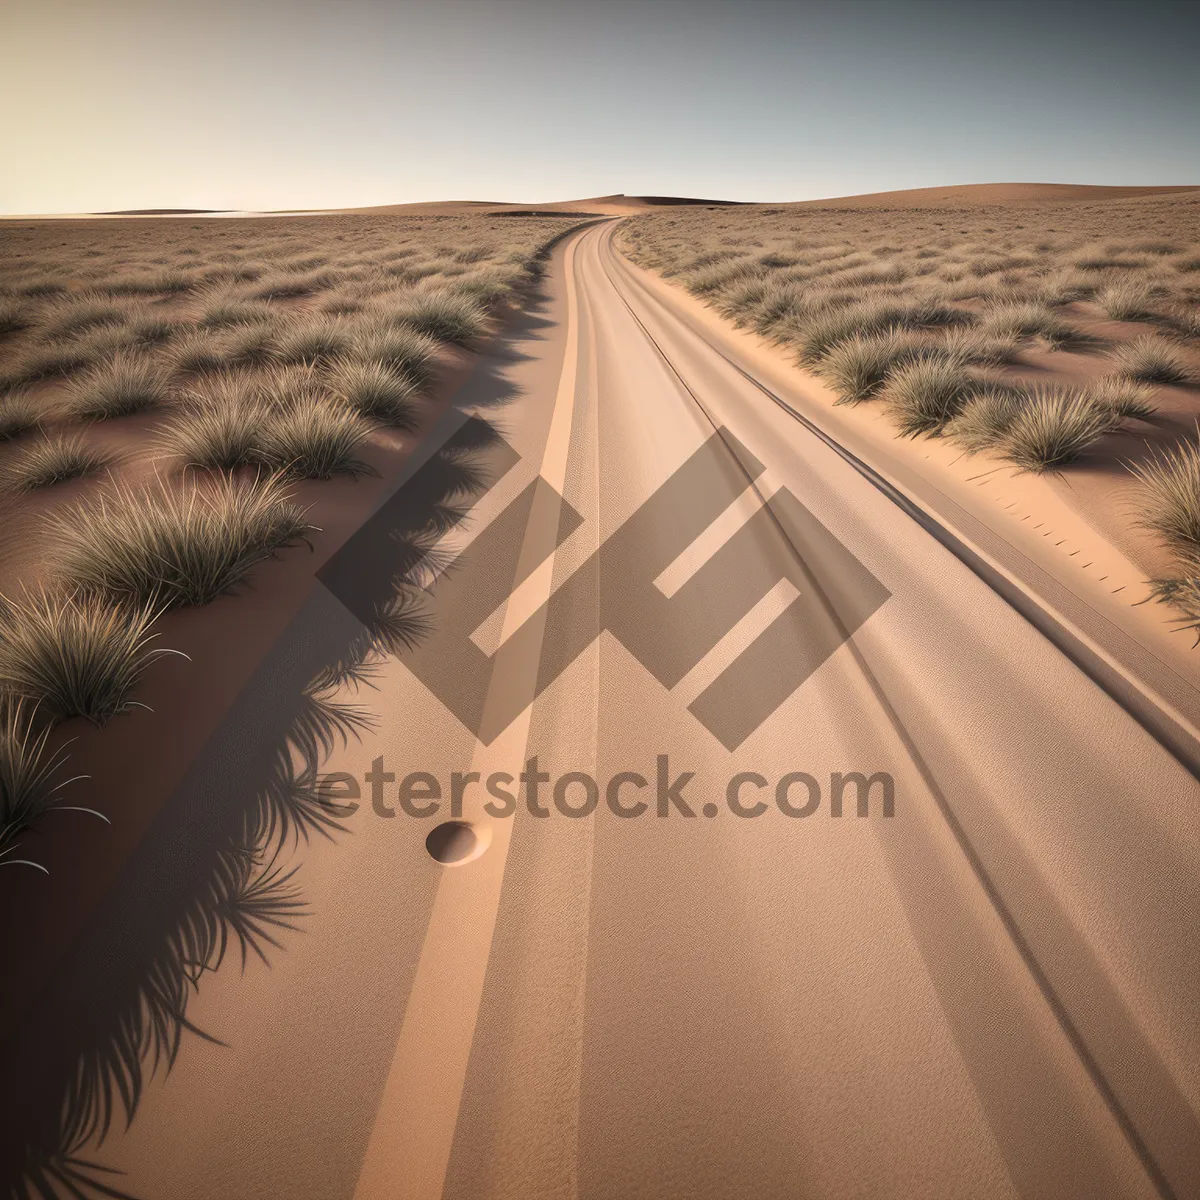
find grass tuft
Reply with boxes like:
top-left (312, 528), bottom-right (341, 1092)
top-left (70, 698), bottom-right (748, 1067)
top-left (42, 297), bottom-right (128, 340)
top-left (1144, 575), bottom-right (1200, 640)
top-left (939, 326), bottom-right (1021, 366)
top-left (15, 343), bottom-right (95, 382)
top-left (448, 270), bottom-right (516, 305)
top-left (978, 301), bottom-right (1077, 346)
top-left (258, 396), bottom-right (375, 480)
top-left (1001, 388), bottom-right (1116, 472)
top-left (944, 388), bottom-right (1026, 453)
top-left (274, 317), bottom-right (351, 365)
top-left (390, 291), bottom-right (488, 345)
top-left (1085, 376), bottom-right (1158, 422)
top-left (198, 298), bottom-right (276, 329)
top-left (350, 323), bottom-right (438, 390)
top-left (1109, 336), bottom-right (1195, 385)
top-left (0, 434), bottom-right (109, 493)
top-left (249, 270), bottom-right (334, 300)
top-left (0, 389), bottom-right (41, 441)
top-left (49, 474), bottom-right (312, 608)
top-left (326, 358), bottom-right (419, 428)
top-left (124, 315), bottom-right (182, 347)
top-left (0, 298), bottom-right (31, 336)
top-left (64, 353), bottom-right (169, 420)
top-left (0, 593), bottom-right (178, 725)
top-left (0, 698), bottom-right (81, 871)
top-left (883, 357), bottom-right (975, 436)
top-left (220, 320), bottom-right (280, 366)
top-left (157, 376), bottom-right (265, 471)
top-left (795, 297), bottom-right (970, 363)
top-left (169, 330), bottom-right (231, 375)
top-left (1096, 280), bottom-right (1159, 322)
top-left (1129, 439), bottom-right (1200, 560)
top-left (817, 328), bottom-right (933, 403)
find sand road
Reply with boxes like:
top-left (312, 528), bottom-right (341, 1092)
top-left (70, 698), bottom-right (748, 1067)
top-left (6, 221), bottom-right (1199, 1200)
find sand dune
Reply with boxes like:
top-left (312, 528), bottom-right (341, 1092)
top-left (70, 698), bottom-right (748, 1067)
top-left (786, 182), bottom-right (1200, 209)
top-left (291, 184), bottom-right (1200, 218)
top-left (312, 194), bottom-right (733, 217)
top-left (8, 185), bottom-right (1198, 223)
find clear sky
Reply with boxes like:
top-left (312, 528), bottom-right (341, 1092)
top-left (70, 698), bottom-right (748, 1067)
top-left (2, 0), bottom-right (1198, 214)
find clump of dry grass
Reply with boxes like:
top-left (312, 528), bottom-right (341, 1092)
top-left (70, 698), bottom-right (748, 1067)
top-left (258, 363), bottom-right (327, 408)
top-left (258, 396), bottom-right (375, 480)
top-left (1131, 437), bottom-right (1200, 638)
top-left (0, 698), bottom-right (92, 872)
top-left (274, 316), bottom-right (352, 365)
top-left (156, 375), bottom-right (265, 472)
top-left (1165, 305), bottom-right (1200, 343)
top-left (817, 328), bottom-right (934, 403)
top-left (41, 296), bottom-right (129, 341)
top-left (944, 388), bottom-right (1027, 453)
top-left (49, 474), bottom-right (312, 608)
top-left (64, 353), bottom-right (170, 420)
top-left (220, 320), bottom-right (281, 366)
top-left (449, 269), bottom-right (517, 305)
top-left (750, 281), bottom-right (824, 336)
top-left (977, 301), bottom-right (1077, 347)
top-left (390, 291), bottom-right (489, 345)
top-left (1085, 376), bottom-right (1158, 422)
top-left (320, 295), bottom-right (365, 317)
top-left (168, 330), bottom-right (230, 375)
top-left (0, 593), bottom-right (180, 725)
top-left (1143, 575), bottom-right (1200, 639)
top-left (883, 357), bottom-right (976, 436)
top-left (100, 266), bottom-right (197, 295)
top-left (1130, 439), bottom-right (1200, 561)
top-left (350, 323), bottom-right (438, 390)
top-left (0, 389), bottom-right (41, 441)
top-left (684, 258), bottom-right (759, 296)
top-left (15, 342), bottom-right (96, 382)
top-left (326, 358), bottom-right (419, 428)
top-left (795, 297), bottom-right (970, 363)
top-left (0, 298), bottom-right (31, 336)
top-left (1109, 336), bottom-right (1195, 385)
top-left (939, 326), bottom-right (1021, 366)
top-left (198, 297), bottom-right (277, 329)
top-left (249, 270), bottom-right (334, 300)
top-left (1096, 280), bottom-right (1159, 322)
top-left (20, 281), bottom-right (68, 298)
top-left (124, 314), bottom-right (182, 347)
top-left (0, 433), bottom-right (110, 493)
top-left (1001, 388), bottom-right (1116, 472)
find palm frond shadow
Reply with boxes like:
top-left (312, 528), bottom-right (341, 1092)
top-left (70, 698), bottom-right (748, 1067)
top-left (0, 412), bottom-right (511, 1198)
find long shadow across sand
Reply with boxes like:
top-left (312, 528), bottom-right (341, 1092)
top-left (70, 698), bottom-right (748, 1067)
top-left (0, 283), bottom-right (556, 1198)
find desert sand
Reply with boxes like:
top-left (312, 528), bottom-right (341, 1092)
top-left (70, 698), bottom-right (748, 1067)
top-left (1, 189), bottom-right (1197, 1200)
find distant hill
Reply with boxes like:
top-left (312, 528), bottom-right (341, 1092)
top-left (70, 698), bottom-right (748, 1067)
top-left (9, 184), bottom-right (1197, 223)
top-left (97, 208), bottom-right (223, 215)
top-left (308, 194), bottom-right (746, 217)
top-left (784, 183), bottom-right (1200, 209)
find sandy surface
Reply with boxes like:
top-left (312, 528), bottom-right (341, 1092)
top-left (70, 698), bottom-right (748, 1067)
top-left (1, 219), bottom-right (1193, 1200)
top-left (787, 183), bottom-right (1200, 209)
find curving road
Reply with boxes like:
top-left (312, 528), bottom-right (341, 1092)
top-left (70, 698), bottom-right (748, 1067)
top-left (7, 220), bottom-right (1199, 1200)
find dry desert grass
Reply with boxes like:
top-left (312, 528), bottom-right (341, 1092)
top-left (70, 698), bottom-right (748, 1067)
top-left (0, 209), bottom-right (578, 870)
top-left (621, 193), bottom-right (1200, 635)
